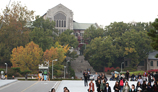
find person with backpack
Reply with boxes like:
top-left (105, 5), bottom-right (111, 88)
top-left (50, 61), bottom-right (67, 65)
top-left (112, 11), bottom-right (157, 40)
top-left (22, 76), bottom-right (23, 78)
top-left (119, 77), bottom-right (125, 92)
top-left (113, 81), bottom-right (120, 92)
top-left (129, 84), bottom-right (136, 92)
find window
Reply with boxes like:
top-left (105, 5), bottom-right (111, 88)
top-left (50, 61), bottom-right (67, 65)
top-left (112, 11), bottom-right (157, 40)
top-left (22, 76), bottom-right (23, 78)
top-left (157, 61), bottom-right (158, 66)
top-left (138, 61), bottom-right (144, 66)
top-left (125, 61), bottom-right (127, 66)
top-left (76, 33), bottom-right (78, 36)
top-left (54, 13), bottom-right (66, 28)
top-left (56, 20), bottom-right (58, 27)
top-left (80, 33), bottom-right (83, 37)
top-left (64, 21), bottom-right (66, 27)
top-left (151, 61), bottom-right (153, 66)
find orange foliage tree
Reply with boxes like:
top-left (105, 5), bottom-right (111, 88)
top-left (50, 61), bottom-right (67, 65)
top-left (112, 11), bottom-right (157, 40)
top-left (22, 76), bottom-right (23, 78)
top-left (10, 41), bottom-right (43, 72)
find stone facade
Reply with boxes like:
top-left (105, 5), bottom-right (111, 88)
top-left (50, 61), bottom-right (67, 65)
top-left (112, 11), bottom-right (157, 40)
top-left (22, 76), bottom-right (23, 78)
top-left (43, 4), bottom-right (73, 33)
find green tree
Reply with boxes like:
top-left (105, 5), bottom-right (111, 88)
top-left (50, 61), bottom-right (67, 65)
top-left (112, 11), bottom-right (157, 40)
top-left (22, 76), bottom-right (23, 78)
top-left (29, 16), bottom-right (58, 51)
top-left (57, 29), bottom-right (78, 48)
top-left (83, 25), bottom-right (105, 44)
top-left (148, 18), bottom-right (158, 57)
top-left (121, 30), bottom-right (152, 68)
top-left (84, 36), bottom-right (117, 71)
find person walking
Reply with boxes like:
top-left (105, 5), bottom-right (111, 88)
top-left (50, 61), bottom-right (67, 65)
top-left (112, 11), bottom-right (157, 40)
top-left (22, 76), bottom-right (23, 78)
top-left (104, 82), bottom-right (111, 92)
top-left (89, 80), bottom-right (95, 92)
top-left (84, 73), bottom-right (88, 86)
top-left (119, 77), bottom-right (125, 92)
top-left (125, 70), bottom-right (129, 81)
top-left (94, 72), bottom-right (98, 85)
top-left (113, 81), bottom-right (120, 92)
top-left (136, 81), bottom-right (142, 92)
top-left (129, 84), bottom-right (136, 92)
top-left (96, 79), bottom-right (101, 92)
top-left (142, 81), bottom-right (147, 92)
top-left (137, 76), bottom-right (143, 85)
top-left (100, 79), bottom-right (106, 92)
top-left (152, 81), bottom-right (158, 92)
top-left (123, 81), bottom-right (130, 92)
top-left (146, 82), bottom-right (152, 92)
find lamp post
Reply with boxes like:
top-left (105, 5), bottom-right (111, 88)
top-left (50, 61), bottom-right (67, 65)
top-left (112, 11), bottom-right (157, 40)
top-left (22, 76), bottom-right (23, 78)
top-left (66, 60), bottom-right (70, 73)
top-left (64, 66), bottom-right (66, 79)
top-left (52, 59), bottom-right (57, 79)
top-left (4, 63), bottom-right (7, 73)
top-left (121, 62), bottom-right (124, 72)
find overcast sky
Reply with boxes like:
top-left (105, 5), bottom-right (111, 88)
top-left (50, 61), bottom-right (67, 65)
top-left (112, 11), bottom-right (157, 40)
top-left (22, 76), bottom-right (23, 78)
top-left (0, 0), bottom-right (158, 27)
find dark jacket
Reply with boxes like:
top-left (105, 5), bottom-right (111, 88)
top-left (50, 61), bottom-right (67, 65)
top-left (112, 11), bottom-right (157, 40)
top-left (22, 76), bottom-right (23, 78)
top-left (113, 85), bottom-right (120, 92)
top-left (104, 86), bottom-right (111, 92)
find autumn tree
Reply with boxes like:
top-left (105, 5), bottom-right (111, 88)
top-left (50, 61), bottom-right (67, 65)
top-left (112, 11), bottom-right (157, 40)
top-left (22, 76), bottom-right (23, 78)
top-left (43, 42), bottom-right (69, 76)
top-left (0, 1), bottom-right (34, 66)
top-left (11, 41), bottom-right (43, 72)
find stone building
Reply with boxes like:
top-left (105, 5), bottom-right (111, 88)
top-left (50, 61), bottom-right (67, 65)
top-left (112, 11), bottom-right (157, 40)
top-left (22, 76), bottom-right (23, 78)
top-left (43, 4), bottom-right (99, 55)
top-left (124, 51), bottom-right (158, 71)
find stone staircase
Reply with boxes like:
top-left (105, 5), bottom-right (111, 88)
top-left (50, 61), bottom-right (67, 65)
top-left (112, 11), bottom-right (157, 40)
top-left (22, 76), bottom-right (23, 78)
top-left (71, 55), bottom-right (95, 78)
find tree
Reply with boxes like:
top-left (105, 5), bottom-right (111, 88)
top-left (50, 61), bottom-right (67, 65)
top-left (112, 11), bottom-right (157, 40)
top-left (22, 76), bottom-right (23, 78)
top-left (43, 42), bottom-right (70, 77)
top-left (57, 29), bottom-right (78, 48)
top-left (0, 1), bottom-right (34, 66)
top-left (84, 36), bottom-right (117, 71)
top-left (121, 30), bottom-right (152, 68)
top-left (10, 41), bottom-right (43, 72)
top-left (83, 25), bottom-right (105, 44)
top-left (29, 27), bottom-right (54, 51)
top-left (29, 16), bottom-right (58, 51)
top-left (105, 22), bottom-right (130, 39)
top-left (148, 18), bottom-right (158, 57)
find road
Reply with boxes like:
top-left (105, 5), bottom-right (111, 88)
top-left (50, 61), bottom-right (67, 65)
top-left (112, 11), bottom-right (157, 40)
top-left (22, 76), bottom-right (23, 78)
top-left (0, 81), bottom-right (57, 92)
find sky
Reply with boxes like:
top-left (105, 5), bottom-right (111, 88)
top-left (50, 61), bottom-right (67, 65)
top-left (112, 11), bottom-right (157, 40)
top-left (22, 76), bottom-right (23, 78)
top-left (0, 0), bottom-right (158, 27)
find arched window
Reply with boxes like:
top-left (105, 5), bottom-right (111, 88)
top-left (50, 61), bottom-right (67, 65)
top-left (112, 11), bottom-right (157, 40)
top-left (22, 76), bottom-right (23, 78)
top-left (54, 12), bottom-right (66, 27)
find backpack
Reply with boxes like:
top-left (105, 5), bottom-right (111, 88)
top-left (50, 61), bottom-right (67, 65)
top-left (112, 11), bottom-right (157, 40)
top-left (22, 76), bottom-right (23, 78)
top-left (120, 79), bottom-right (123, 86)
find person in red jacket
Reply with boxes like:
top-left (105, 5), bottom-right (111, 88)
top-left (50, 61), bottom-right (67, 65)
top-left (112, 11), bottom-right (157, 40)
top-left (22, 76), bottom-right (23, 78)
top-left (143, 71), bottom-right (148, 81)
top-left (89, 80), bottom-right (95, 92)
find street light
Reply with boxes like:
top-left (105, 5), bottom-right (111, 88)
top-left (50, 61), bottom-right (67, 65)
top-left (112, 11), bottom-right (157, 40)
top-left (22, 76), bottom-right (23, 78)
top-left (52, 59), bottom-right (57, 79)
top-left (4, 63), bottom-right (7, 73)
top-left (64, 66), bottom-right (66, 79)
top-left (121, 62), bottom-right (124, 72)
top-left (66, 60), bottom-right (70, 73)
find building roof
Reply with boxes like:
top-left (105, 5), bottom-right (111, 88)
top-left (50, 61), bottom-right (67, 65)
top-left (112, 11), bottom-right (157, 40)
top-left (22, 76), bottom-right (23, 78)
top-left (148, 51), bottom-right (158, 60)
top-left (73, 22), bottom-right (99, 30)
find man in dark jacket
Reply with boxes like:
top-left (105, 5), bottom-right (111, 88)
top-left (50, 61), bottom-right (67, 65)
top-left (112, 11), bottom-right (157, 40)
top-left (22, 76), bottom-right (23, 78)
top-left (125, 70), bottom-right (129, 81)
top-left (104, 83), bottom-right (111, 92)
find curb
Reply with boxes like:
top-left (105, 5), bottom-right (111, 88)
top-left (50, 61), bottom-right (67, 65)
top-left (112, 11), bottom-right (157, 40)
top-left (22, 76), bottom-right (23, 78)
top-left (0, 80), bottom-right (18, 88)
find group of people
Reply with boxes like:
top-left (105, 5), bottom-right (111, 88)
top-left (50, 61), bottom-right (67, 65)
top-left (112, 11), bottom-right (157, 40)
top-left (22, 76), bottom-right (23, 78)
top-left (87, 71), bottom-right (158, 92)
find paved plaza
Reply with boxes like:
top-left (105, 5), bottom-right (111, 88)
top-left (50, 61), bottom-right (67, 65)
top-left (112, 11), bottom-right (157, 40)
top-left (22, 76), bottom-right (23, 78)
top-left (0, 80), bottom-right (57, 92)
top-left (56, 80), bottom-right (138, 92)
top-left (0, 79), bottom-right (154, 92)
